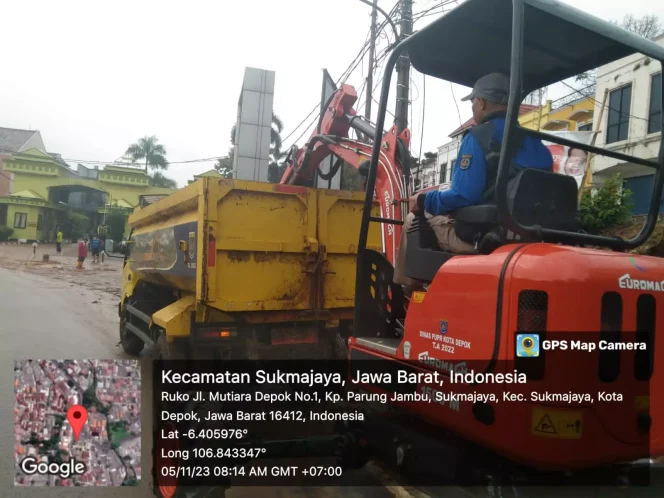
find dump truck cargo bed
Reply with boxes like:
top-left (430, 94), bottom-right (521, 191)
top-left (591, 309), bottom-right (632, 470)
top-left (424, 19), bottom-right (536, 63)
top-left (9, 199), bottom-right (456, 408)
top-left (127, 177), bottom-right (381, 318)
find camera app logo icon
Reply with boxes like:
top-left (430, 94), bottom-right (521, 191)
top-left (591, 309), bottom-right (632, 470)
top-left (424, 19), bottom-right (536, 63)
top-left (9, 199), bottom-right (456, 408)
top-left (516, 334), bottom-right (540, 357)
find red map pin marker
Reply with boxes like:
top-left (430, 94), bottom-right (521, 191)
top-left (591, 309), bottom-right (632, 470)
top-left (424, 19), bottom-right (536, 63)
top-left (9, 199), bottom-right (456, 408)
top-left (66, 405), bottom-right (88, 442)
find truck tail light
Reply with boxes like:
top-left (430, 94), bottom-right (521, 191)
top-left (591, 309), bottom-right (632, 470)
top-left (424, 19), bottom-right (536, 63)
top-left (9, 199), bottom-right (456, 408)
top-left (200, 327), bottom-right (237, 339)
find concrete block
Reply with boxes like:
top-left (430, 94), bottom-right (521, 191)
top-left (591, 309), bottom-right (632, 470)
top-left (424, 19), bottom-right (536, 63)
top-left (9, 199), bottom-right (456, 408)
top-left (238, 124), bottom-right (259, 158)
top-left (261, 93), bottom-right (274, 128)
top-left (264, 70), bottom-right (275, 95)
top-left (257, 159), bottom-right (270, 183)
top-left (258, 125), bottom-right (271, 159)
top-left (243, 67), bottom-right (275, 94)
top-left (236, 156), bottom-right (258, 181)
top-left (240, 90), bottom-right (261, 126)
top-left (232, 67), bottom-right (275, 182)
top-left (243, 68), bottom-right (264, 92)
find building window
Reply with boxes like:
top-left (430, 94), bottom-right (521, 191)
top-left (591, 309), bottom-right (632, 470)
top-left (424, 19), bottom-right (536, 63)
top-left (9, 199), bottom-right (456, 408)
top-left (578, 122), bottom-right (593, 132)
top-left (37, 214), bottom-right (43, 230)
top-left (439, 162), bottom-right (448, 183)
top-left (648, 73), bottom-right (662, 135)
top-left (606, 84), bottom-right (632, 144)
top-left (450, 159), bottom-right (456, 178)
top-left (14, 212), bottom-right (27, 229)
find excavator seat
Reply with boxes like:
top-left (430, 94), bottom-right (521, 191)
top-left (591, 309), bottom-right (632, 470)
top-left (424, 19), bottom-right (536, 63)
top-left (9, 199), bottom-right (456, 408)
top-left (405, 168), bottom-right (581, 282)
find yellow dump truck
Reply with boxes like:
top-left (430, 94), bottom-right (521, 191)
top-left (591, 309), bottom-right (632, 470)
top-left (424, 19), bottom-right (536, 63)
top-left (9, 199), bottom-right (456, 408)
top-left (119, 176), bottom-right (381, 360)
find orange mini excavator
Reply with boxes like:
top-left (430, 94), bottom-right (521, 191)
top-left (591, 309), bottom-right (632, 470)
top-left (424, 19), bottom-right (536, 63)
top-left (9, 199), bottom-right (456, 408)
top-left (153, 1), bottom-right (664, 496)
top-left (348, 0), bottom-right (664, 484)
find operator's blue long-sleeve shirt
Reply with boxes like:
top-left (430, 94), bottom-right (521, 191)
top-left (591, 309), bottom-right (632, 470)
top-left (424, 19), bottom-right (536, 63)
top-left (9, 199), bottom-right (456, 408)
top-left (423, 116), bottom-right (553, 216)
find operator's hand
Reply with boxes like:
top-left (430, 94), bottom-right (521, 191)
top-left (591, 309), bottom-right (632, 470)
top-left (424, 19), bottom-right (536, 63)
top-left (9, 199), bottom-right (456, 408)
top-left (408, 194), bottom-right (421, 214)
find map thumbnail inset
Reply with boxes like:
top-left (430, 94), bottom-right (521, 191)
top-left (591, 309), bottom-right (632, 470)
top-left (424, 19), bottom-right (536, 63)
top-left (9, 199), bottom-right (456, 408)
top-left (14, 359), bottom-right (141, 486)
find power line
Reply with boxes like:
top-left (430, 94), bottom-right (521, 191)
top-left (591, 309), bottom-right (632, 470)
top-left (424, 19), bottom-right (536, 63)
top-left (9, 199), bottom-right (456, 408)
top-left (357, 0), bottom-right (400, 41)
top-left (412, 0), bottom-right (456, 22)
top-left (281, 1), bottom-right (401, 153)
top-left (450, 83), bottom-right (463, 126)
top-left (559, 80), bottom-right (652, 123)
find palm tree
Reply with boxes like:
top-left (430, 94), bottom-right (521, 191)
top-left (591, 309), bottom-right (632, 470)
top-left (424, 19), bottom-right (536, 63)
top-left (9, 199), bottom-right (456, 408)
top-left (230, 112), bottom-right (284, 161)
top-left (125, 136), bottom-right (168, 174)
top-left (270, 113), bottom-right (284, 160)
top-left (151, 171), bottom-right (178, 189)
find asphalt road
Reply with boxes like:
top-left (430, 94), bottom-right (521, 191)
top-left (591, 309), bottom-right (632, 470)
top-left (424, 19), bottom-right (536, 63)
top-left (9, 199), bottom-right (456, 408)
top-left (0, 267), bottom-right (394, 498)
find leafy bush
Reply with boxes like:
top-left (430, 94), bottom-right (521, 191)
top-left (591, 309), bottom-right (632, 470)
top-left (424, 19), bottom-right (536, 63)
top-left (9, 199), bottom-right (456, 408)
top-left (579, 173), bottom-right (633, 234)
top-left (0, 225), bottom-right (13, 242)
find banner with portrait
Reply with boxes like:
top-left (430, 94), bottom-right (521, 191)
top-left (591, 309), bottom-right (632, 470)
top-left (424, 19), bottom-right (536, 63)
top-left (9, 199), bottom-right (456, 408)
top-left (541, 131), bottom-right (593, 189)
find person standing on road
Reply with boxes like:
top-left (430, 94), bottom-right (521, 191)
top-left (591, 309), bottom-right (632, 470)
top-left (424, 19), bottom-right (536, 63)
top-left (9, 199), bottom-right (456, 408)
top-left (56, 228), bottom-right (63, 254)
top-left (77, 238), bottom-right (88, 269)
top-left (91, 236), bottom-right (101, 263)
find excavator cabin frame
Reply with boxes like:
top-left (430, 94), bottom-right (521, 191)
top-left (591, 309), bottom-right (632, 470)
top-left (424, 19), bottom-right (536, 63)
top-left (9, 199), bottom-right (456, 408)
top-left (349, 0), bottom-right (664, 485)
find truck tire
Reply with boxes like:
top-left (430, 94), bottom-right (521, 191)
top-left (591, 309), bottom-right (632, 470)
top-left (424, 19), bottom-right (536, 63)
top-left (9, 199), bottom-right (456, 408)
top-left (120, 316), bottom-right (145, 355)
top-left (155, 334), bottom-right (188, 360)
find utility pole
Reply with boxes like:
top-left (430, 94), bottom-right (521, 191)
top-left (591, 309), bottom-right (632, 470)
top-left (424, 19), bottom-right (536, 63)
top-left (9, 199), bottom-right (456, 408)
top-left (364, 0), bottom-right (378, 125)
top-left (395, 0), bottom-right (412, 134)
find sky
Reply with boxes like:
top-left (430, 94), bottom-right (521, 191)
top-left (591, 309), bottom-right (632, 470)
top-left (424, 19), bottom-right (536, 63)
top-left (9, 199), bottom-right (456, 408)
top-left (1, 0), bottom-right (663, 188)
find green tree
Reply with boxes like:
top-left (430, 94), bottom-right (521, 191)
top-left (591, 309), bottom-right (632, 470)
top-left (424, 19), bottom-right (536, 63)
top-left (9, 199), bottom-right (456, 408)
top-left (150, 171), bottom-right (178, 188)
top-left (214, 153), bottom-right (234, 178)
top-left (0, 226), bottom-right (13, 242)
top-left (125, 136), bottom-right (168, 174)
top-left (579, 173), bottom-right (633, 234)
top-left (615, 13), bottom-right (662, 38)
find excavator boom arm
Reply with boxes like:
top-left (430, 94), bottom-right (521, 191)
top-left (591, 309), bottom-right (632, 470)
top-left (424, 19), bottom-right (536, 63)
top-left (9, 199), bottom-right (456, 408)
top-left (280, 84), bottom-right (411, 265)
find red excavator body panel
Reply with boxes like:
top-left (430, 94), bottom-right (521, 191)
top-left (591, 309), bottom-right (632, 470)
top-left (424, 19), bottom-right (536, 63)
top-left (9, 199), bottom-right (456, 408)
top-left (349, 243), bottom-right (662, 470)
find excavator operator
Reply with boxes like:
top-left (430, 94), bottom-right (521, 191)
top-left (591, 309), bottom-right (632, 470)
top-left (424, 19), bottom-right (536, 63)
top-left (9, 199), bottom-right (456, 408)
top-left (393, 73), bottom-right (554, 291)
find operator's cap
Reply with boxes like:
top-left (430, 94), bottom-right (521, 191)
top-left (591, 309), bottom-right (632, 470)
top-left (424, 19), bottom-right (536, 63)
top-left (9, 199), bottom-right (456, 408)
top-left (460, 73), bottom-right (510, 105)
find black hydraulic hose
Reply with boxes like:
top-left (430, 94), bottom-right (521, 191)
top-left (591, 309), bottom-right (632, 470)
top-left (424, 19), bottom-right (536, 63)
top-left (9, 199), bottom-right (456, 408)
top-left (318, 158), bottom-right (344, 181)
top-left (300, 135), bottom-right (341, 175)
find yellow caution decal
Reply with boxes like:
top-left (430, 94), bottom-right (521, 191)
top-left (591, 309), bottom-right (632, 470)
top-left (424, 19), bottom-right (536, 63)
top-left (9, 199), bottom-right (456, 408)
top-left (411, 291), bottom-right (426, 304)
top-left (531, 407), bottom-right (583, 439)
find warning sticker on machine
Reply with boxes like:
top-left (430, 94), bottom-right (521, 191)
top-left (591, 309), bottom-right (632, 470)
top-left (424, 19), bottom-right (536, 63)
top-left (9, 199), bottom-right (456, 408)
top-left (531, 407), bottom-right (583, 439)
top-left (411, 291), bottom-right (426, 304)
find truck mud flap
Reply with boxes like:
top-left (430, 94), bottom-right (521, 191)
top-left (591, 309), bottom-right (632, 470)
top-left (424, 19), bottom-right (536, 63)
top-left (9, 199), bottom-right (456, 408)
top-left (124, 322), bottom-right (155, 347)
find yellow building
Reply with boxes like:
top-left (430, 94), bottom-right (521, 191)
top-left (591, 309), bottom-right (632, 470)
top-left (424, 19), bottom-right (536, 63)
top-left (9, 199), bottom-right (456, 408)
top-left (0, 147), bottom-right (175, 242)
top-left (187, 169), bottom-right (224, 185)
top-left (518, 95), bottom-right (594, 132)
top-left (518, 93), bottom-right (595, 188)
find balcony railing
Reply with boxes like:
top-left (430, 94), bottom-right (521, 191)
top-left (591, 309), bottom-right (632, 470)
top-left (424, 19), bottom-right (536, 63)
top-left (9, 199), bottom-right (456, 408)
top-left (550, 83), bottom-right (596, 111)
